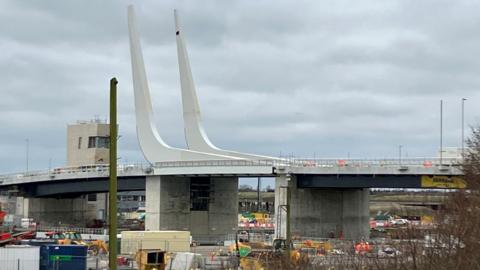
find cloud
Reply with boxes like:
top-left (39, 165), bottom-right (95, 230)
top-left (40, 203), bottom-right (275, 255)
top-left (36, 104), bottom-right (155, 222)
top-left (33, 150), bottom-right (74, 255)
top-left (0, 0), bottom-right (479, 173)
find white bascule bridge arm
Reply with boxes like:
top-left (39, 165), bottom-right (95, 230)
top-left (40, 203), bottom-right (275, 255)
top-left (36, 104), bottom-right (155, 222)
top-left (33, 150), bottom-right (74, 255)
top-left (174, 10), bottom-right (278, 161)
top-left (128, 6), bottom-right (242, 163)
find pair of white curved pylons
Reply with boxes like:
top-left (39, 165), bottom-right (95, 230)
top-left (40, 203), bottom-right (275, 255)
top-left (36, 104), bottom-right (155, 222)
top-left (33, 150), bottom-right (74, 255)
top-left (127, 6), bottom-right (275, 163)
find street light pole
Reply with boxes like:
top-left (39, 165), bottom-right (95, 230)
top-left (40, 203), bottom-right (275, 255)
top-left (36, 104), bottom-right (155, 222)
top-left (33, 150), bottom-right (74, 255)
top-left (25, 139), bottom-right (29, 173)
top-left (440, 100), bottom-right (443, 166)
top-left (398, 145), bottom-right (402, 165)
top-left (462, 98), bottom-right (467, 159)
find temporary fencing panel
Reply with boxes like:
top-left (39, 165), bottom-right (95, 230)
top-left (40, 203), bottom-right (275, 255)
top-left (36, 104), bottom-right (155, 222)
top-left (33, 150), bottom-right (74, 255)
top-left (0, 245), bottom-right (40, 270)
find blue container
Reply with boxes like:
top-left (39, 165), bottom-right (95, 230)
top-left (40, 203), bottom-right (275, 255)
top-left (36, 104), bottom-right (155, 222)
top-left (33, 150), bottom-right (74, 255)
top-left (40, 245), bottom-right (87, 270)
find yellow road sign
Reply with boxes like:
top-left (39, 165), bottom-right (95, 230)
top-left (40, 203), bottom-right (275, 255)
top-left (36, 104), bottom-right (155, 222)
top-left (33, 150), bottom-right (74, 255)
top-left (421, 175), bottom-right (466, 189)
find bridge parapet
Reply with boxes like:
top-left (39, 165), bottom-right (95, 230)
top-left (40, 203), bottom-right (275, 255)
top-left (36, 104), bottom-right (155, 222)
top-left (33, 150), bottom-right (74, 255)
top-left (288, 158), bottom-right (462, 175)
top-left (0, 163), bottom-right (152, 186)
top-left (153, 158), bottom-right (462, 176)
top-left (0, 158), bottom-right (462, 186)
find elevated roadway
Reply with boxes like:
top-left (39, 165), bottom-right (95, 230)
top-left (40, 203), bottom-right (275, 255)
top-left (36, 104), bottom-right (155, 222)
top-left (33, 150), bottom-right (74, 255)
top-left (0, 158), bottom-right (463, 197)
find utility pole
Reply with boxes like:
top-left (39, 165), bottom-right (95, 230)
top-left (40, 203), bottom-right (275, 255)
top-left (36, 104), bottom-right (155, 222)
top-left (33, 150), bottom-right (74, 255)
top-left (108, 78), bottom-right (118, 270)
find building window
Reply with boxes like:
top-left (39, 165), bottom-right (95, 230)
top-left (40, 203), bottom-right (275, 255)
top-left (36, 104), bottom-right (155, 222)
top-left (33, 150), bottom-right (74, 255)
top-left (78, 137), bottom-right (82, 149)
top-left (88, 136), bottom-right (110, 149)
top-left (87, 194), bottom-right (97, 201)
top-left (97, 137), bottom-right (109, 148)
top-left (88, 137), bottom-right (96, 148)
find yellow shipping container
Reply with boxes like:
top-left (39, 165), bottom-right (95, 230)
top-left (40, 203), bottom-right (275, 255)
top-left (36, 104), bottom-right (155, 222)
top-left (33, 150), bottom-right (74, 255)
top-left (121, 231), bottom-right (190, 255)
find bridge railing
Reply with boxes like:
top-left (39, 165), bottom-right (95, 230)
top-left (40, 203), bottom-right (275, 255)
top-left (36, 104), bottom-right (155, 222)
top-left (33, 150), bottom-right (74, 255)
top-left (154, 157), bottom-right (461, 169)
top-left (154, 159), bottom-right (277, 168)
top-left (0, 162), bottom-right (153, 185)
top-left (290, 157), bottom-right (461, 167)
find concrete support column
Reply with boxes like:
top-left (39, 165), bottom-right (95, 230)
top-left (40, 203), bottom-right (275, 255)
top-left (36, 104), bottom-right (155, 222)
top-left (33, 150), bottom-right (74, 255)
top-left (342, 188), bottom-right (370, 240)
top-left (85, 193), bottom-right (108, 221)
top-left (274, 175), bottom-right (288, 239)
top-left (274, 176), bottom-right (369, 240)
top-left (145, 175), bottom-right (189, 231)
top-left (25, 197), bottom-right (90, 226)
top-left (145, 175), bottom-right (238, 243)
top-left (290, 186), bottom-right (344, 238)
top-left (96, 193), bottom-right (108, 220)
top-left (158, 176), bottom-right (190, 231)
top-left (15, 197), bottom-right (27, 218)
top-left (145, 176), bottom-right (161, 230)
top-left (208, 177), bottom-right (238, 238)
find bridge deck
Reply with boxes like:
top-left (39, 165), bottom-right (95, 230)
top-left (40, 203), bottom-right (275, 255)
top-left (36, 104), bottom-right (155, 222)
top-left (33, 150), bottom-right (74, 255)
top-left (0, 158), bottom-right (463, 196)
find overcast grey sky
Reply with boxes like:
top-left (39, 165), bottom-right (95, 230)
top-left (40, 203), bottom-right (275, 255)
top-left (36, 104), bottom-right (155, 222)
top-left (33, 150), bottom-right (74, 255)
top-left (1, 0), bottom-right (480, 173)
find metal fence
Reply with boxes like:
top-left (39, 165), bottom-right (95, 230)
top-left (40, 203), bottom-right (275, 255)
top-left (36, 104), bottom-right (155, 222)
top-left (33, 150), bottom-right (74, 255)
top-left (155, 157), bottom-right (461, 169)
top-left (36, 225), bottom-right (106, 235)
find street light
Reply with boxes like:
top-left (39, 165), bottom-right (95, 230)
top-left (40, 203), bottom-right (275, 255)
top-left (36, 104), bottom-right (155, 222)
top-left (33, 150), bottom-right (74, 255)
top-left (398, 145), bottom-right (403, 165)
top-left (462, 98), bottom-right (467, 159)
top-left (25, 138), bottom-right (29, 174)
top-left (440, 100), bottom-right (443, 166)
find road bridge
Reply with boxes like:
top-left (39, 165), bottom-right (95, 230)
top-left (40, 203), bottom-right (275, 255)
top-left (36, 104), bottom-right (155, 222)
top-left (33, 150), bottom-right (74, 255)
top-left (0, 158), bottom-right (462, 242)
top-left (0, 6), bottom-right (466, 243)
top-left (0, 159), bottom-right (462, 241)
top-left (0, 158), bottom-right (462, 196)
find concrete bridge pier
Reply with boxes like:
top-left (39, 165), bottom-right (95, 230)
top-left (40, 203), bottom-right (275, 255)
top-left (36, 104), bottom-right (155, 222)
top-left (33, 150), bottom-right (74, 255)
top-left (145, 175), bottom-right (238, 244)
top-left (275, 175), bottom-right (369, 240)
top-left (17, 196), bottom-right (95, 226)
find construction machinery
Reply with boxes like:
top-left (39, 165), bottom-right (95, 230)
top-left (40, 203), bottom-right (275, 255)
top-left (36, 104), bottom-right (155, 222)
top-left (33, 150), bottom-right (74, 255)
top-left (45, 232), bottom-right (68, 244)
top-left (45, 231), bottom-right (108, 255)
top-left (88, 239), bottom-right (109, 255)
top-left (240, 212), bottom-right (270, 225)
top-left (64, 232), bottom-right (87, 245)
top-left (228, 230), bottom-right (304, 269)
top-left (65, 232), bottom-right (109, 254)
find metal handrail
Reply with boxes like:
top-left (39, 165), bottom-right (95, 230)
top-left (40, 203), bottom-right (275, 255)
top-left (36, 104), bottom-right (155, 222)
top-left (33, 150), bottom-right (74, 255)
top-left (154, 157), bottom-right (461, 168)
top-left (0, 162), bottom-right (152, 185)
